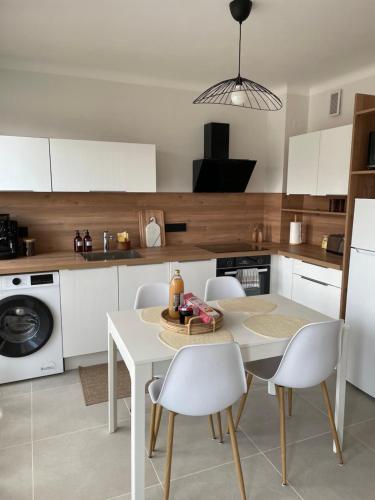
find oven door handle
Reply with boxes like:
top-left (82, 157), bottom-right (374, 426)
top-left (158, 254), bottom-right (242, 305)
top-left (223, 268), bottom-right (268, 275)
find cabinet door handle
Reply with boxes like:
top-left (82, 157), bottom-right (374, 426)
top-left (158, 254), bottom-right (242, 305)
top-left (301, 260), bottom-right (326, 269)
top-left (300, 276), bottom-right (328, 286)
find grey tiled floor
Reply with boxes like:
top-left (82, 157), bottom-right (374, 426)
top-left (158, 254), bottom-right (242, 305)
top-left (0, 371), bottom-right (375, 499)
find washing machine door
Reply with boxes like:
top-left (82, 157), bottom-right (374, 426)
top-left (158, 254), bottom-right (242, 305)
top-left (0, 295), bottom-right (54, 357)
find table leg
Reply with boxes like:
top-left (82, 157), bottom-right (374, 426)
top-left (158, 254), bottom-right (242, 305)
top-left (131, 363), bottom-right (152, 500)
top-left (108, 332), bottom-right (118, 433)
top-left (334, 325), bottom-right (349, 452)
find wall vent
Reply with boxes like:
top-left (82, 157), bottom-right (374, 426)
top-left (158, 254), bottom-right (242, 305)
top-left (329, 89), bottom-right (342, 116)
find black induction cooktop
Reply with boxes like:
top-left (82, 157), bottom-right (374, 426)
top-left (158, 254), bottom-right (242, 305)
top-left (197, 243), bottom-right (269, 253)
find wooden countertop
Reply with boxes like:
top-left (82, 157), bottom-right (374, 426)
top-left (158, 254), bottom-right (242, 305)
top-left (0, 243), bottom-right (343, 275)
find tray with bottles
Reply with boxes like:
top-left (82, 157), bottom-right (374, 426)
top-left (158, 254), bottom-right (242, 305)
top-left (160, 307), bottom-right (224, 335)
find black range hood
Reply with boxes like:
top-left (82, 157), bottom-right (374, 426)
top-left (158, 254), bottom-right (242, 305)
top-left (193, 122), bottom-right (256, 193)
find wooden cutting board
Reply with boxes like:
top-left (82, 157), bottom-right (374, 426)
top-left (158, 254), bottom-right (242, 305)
top-left (138, 209), bottom-right (166, 248)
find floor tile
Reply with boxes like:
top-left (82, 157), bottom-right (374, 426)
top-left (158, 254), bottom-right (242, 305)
top-left (32, 383), bottom-right (129, 440)
top-left (298, 378), bottom-right (375, 426)
top-left (116, 484), bottom-right (163, 499)
top-left (239, 389), bottom-right (330, 451)
top-left (150, 413), bottom-right (258, 481)
top-left (169, 453), bottom-right (299, 500)
top-left (32, 369), bottom-right (80, 392)
top-left (265, 433), bottom-right (375, 500)
top-left (0, 394), bottom-right (31, 448)
top-left (0, 443), bottom-right (32, 500)
top-left (33, 424), bottom-right (158, 500)
top-left (348, 419), bottom-right (375, 453)
top-left (0, 379), bottom-right (32, 399)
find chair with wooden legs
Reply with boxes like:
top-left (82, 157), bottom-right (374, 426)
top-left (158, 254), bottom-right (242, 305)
top-left (147, 342), bottom-right (248, 500)
top-left (233, 320), bottom-right (344, 485)
top-left (135, 283), bottom-right (227, 455)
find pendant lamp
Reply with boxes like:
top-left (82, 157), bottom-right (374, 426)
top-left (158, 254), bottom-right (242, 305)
top-left (193, 0), bottom-right (282, 111)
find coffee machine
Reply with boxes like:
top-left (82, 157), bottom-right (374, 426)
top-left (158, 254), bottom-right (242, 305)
top-left (0, 214), bottom-right (18, 259)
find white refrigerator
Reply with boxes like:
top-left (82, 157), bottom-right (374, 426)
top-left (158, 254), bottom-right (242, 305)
top-left (346, 198), bottom-right (375, 397)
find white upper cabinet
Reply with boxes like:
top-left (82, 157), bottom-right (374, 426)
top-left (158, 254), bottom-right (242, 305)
top-left (0, 135), bottom-right (51, 191)
top-left (287, 125), bottom-right (352, 196)
top-left (50, 138), bottom-right (156, 192)
top-left (316, 124), bottom-right (353, 195)
top-left (287, 131), bottom-right (320, 195)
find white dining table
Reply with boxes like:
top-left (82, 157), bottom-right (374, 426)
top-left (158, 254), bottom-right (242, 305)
top-left (107, 293), bottom-right (349, 500)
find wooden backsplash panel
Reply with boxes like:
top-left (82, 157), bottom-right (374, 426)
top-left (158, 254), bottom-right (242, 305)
top-left (0, 192), bottom-right (274, 253)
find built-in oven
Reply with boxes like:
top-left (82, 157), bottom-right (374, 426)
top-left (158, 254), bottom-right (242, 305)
top-left (216, 255), bottom-right (271, 296)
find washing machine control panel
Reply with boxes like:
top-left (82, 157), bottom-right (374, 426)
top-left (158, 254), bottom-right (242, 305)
top-left (1, 272), bottom-right (59, 290)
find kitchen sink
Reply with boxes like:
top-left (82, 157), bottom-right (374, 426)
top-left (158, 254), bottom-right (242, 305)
top-left (81, 250), bottom-right (142, 262)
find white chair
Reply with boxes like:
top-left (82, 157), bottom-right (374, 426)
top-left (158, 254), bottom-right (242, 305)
top-left (204, 276), bottom-right (246, 301)
top-left (234, 320), bottom-right (344, 486)
top-left (148, 342), bottom-right (248, 500)
top-left (134, 282), bottom-right (169, 309)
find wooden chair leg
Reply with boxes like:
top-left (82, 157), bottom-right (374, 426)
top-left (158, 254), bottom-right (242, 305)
top-left (208, 414), bottom-right (217, 440)
top-left (277, 385), bottom-right (287, 485)
top-left (233, 372), bottom-right (253, 431)
top-left (227, 406), bottom-right (247, 500)
top-left (216, 412), bottom-right (224, 443)
top-left (320, 381), bottom-right (344, 465)
top-left (164, 412), bottom-right (176, 500)
top-left (148, 403), bottom-right (157, 458)
top-left (288, 388), bottom-right (293, 417)
top-left (152, 404), bottom-right (163, 452)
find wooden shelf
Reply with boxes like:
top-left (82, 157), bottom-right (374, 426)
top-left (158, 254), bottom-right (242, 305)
top-left (352, 170), bottom-right (375, 175)
top-left (355, 106), bottom-right (375, 116)
top-left (281, 208), bottom-right (346, 216)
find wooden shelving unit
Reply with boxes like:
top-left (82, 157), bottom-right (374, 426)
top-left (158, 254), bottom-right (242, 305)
top-left (281, 208), bottom-right (346, 216)
top-left (340, 93), bottom-right (375, 318)
top-left (351, 170), bottom-right (375, 175)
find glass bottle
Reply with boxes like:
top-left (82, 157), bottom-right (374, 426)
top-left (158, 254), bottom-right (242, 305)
top-left (83, 230), bottom-right (93, 252)
top-left (74, 230), bottom-right (83, 253)
top-left (168, 269), bottom-right (184, 320)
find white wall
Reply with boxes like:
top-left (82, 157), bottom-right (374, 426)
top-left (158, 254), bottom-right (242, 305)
top-left (0, 68), bottom-right (268, 192)
top-left (308, 71), bottom-right (375, 131)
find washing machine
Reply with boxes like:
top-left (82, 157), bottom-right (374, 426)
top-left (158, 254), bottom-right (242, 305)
top-left (0, 271), bottom-right (64, 384)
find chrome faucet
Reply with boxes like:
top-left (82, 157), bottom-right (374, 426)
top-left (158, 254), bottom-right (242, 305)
top-left (103, 231), bottom-right (114, 252)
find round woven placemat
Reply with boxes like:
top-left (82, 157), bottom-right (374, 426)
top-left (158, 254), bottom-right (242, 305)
top-left (243, 314), bottom-right (309, 339)
top-left (217, 297), bottom-right (277, 314)
top-left (140, 306), bottom-right (165, 324)
top-left (158, 329), bottom-right (233, 351)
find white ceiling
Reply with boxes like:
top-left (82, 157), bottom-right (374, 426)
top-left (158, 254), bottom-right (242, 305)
top-left (1, 0), bottom-right (375, 92)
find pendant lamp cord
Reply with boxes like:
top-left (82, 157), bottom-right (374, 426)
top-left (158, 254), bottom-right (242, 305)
top-left (237, 22), bottom-right (242, 78)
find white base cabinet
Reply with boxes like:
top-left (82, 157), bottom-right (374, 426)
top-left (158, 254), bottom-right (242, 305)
top-left (270, 255), bottom-right (295, 299)
top-left (119, 263), bottom-right (170, 310)
top-left (60, 267), bottom-right (118, 357)
top-left (291, 274), bottom-right (341, 319)
top-left (169, 259), bottom-right (216, 299)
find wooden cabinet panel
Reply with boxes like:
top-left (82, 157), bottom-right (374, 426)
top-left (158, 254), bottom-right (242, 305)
top-left (60, 267), bottom-right (118, 357)
top-left (0, 135), bottom-right (51, 192)
top-left (287, 131), bottom-right (320, 195)
top-left (169, 260), bottom-right (216, 299)
top-left (118, 262), bottom-right (170, 311)
top-left (50, 138), bottom-right (156, 192)
top-left (317, 124), bottom-right (352, 195)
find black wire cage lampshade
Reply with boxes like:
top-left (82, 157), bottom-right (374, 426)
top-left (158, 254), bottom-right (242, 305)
top-left (193, 0), bottom-right (282, 111)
